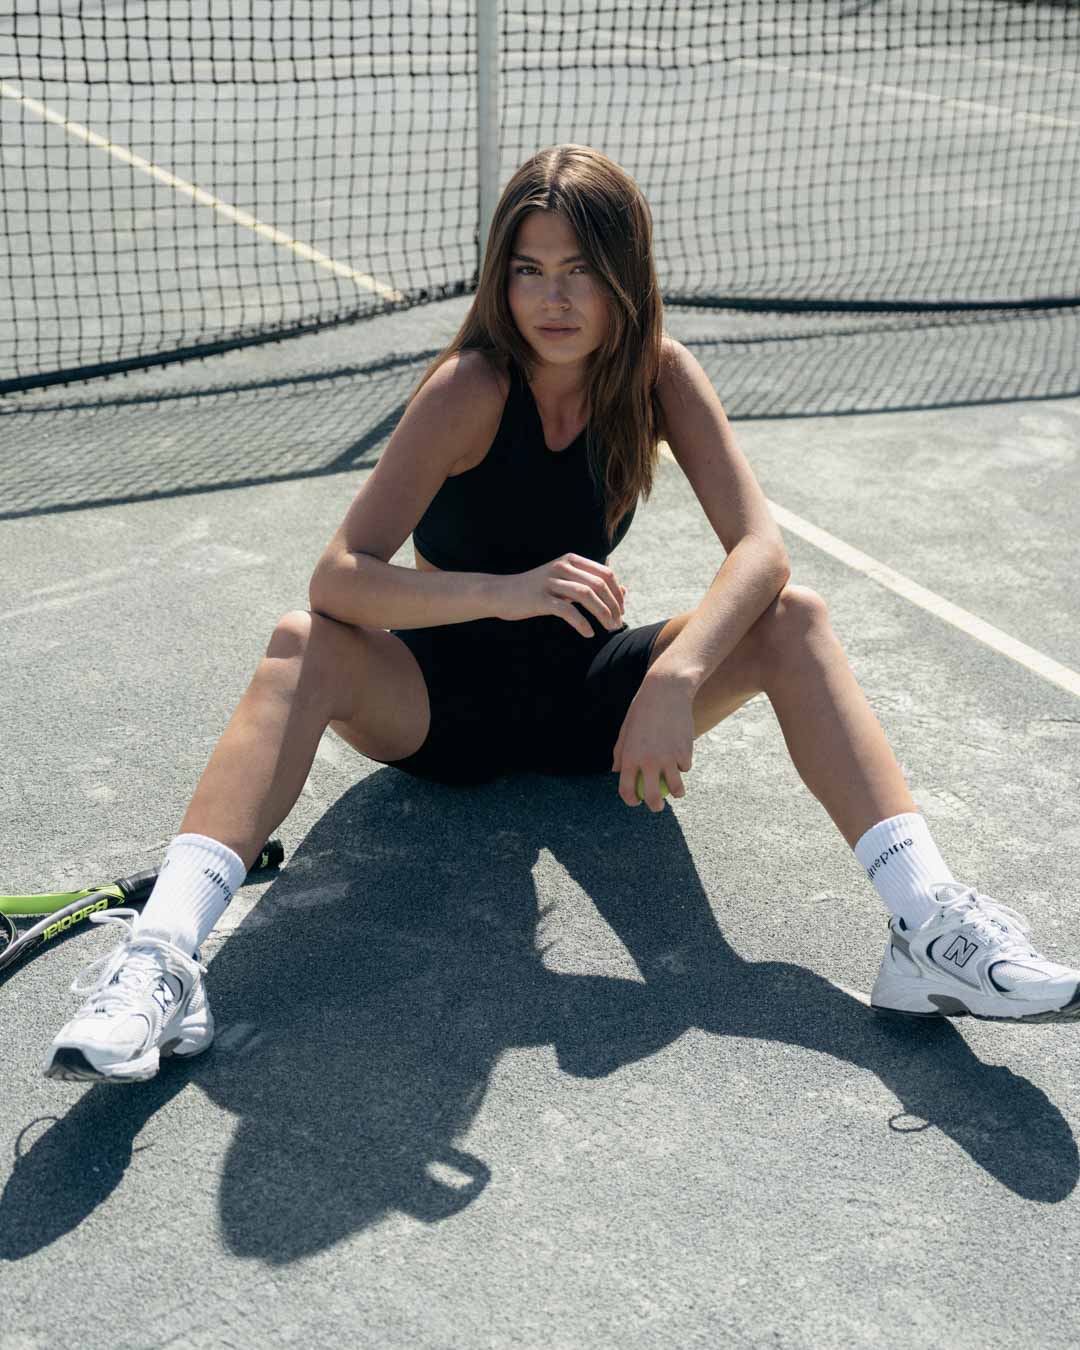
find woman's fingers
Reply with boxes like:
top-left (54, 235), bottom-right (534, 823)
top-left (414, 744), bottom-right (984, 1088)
top-left (542, 556), bottom-right (627, 636)
top-left (563, 558), bottom-right (624, 627)
top-left (615, 761), bottom-right (690, 811)
top-left (555, 597), bottom-right (595, 637)
top-left (550, 579), bottom-right (622, 633)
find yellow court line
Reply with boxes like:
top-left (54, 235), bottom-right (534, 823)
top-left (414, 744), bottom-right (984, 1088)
top-left (0, 80), bottom-right (405, 302)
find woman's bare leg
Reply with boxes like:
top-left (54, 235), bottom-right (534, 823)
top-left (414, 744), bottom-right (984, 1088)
top-left (752, 588), bottom-right (917, 849)
top-left (180, 610), bottom-right (431, 869)
top-left (43, 610), bottom-right (432, 1083)
top-left (650, 584), bottom-right (916, 849)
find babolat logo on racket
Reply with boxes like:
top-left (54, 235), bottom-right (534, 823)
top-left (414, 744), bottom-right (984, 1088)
top-left (44, 896), bottom-right (110, 941)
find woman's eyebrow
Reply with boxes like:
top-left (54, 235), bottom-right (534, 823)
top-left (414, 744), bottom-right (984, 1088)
top-left (510, 252), bottom-right (585, 265)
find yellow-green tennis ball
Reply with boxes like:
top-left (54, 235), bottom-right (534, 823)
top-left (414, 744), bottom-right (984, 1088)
top-left (635, 770), bottom-right (669, 801)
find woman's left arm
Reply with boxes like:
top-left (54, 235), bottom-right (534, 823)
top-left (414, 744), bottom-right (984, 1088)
top-left (656, 334), bottom-right (791, 668)
top-left (613, 338), bottom-right (791, 804)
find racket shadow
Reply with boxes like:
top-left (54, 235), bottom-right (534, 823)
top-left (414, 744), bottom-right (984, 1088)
top-left (0, 1078), bottom-right (187, 1261)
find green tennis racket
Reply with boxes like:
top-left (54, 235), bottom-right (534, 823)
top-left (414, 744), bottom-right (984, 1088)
top-left (0, 839), bottom-right (284, 974)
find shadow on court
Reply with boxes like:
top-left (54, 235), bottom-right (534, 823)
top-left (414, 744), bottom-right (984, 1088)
top-left (1, 769), bottom-right (1075, 1264)
top-left (0, 350), bottom-right (434, 522)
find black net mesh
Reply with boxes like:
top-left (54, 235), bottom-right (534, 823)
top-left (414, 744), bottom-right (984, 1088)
top-left (2, 1), bottom-right (1078, 394)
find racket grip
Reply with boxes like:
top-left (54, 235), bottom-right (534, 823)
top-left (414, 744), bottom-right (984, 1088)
top-left (115, 868), bottom-right (162, 905)
top-left (255, 838), bottom-right (285, 873)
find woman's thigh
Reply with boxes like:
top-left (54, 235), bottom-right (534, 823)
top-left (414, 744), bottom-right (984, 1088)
top-left (263, 610), bottom-right (431, 766)
top-left (321, 623), bottom-right (432, 766)
top-left (540, 600), bottom-right (771, 773)
top-left (646, 607), bottom-right (768, 736)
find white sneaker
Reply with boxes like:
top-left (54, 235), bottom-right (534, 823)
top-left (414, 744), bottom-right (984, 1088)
top-left (871, 883), bottom-right (1080, 1023)
top-left (42, 910), bottom-right (214, 1082)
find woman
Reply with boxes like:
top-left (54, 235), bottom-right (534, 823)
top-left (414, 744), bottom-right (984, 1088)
top-left (44, 145), bottom-right (1080, 1083)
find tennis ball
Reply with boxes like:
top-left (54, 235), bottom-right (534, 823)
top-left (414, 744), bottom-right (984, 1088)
top-left (635, 769), bottom-right (669, 802)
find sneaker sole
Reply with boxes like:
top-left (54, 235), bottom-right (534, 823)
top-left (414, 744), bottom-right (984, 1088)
top-left (871, 983), bottom-right (1080, 1025)
top-left (43, 1036), bottom-right (212, 1084)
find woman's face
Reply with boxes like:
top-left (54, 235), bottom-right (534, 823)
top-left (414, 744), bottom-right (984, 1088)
top-left (506, 210), bottom-right (609, 369)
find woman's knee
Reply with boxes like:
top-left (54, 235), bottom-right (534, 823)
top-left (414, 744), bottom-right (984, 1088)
top-left (777, 583), bottom-right (830, 625)
top-left (265, 608), bottom-right (315, 661)
top-left (265, 608), bottom-right (366, 660)
top-left (756, 583), bottom-right (834, 676)
top-left (261, 609), bottom-right (368, 707)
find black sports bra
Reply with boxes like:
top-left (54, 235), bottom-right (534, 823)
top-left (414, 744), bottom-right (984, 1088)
top-left (412, 357), bottom-right (637, 576)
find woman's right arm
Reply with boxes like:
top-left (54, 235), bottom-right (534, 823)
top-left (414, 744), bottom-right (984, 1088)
top-left (311, 552), bottom-right (501, 631)
top-left (308, 351), bottom-right (505, 630)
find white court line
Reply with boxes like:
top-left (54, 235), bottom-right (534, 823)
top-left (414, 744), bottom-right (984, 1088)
top-left (767, 498), bottom-right (1080, 700)
top-left (0, 585), bottom-right (137, 624)
top-left (499, 50), bottom-right (1075, 130)
top-left (0, 80), bottom-right (406, 302)
top-left (736, 57), bottom-right (1076, 131)
top-left (506, 44), bottom-right (1077, 128)
top-left (655, 443), bottom-right (1080, 700)
top-left (911, 48), bottom-right (1080, 84)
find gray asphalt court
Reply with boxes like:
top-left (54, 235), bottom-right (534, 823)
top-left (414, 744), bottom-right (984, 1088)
top-left (4, 3), bottom-right (1080, 1343)
top-left (1, 297), bottom-right (1079, 1348)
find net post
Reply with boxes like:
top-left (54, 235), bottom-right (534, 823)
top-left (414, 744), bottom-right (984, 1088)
top-left (476, 0), bottom-right (500, 276)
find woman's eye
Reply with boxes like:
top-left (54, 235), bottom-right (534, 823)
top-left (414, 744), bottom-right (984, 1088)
top-left (513, 264), bottom-right (589, 275)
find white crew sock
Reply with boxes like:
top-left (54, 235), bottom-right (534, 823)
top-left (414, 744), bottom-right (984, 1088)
top-left (853, 812), bottom-right (956, 930)
top-left (132, 833), bottom-right (248, 956)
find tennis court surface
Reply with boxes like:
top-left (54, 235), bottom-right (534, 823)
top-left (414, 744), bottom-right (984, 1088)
top-left (2, 299), bottom-right (1079, 1348)
top-left (3, 3), bottom-right (1080, 1347)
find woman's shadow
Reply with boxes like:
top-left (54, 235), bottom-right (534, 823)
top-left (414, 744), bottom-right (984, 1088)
top-left (3, 768), bottom-right (1076, 1262)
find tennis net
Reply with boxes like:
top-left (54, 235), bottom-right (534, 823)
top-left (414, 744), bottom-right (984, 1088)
top-left (2, 1), bottom-right (1078, 394)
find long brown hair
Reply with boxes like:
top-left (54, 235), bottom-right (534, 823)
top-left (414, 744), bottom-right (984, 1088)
top-left (407, 144), bottom-right (666, 545)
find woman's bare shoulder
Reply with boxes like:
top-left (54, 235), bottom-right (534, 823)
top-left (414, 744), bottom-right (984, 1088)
top-left (467, 347), bottom-right (512, 402)
top-left (435, 349), bottom-right (512, 478)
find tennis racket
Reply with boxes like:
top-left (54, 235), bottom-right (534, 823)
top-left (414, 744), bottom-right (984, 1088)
top-left (0, 838), bottom-right (284, 975)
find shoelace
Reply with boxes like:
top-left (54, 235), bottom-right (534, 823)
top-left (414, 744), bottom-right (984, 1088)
top-left (70, 909), bottom-right (206, 1014)
top-left (934, 884), bottom-right (1040, 961)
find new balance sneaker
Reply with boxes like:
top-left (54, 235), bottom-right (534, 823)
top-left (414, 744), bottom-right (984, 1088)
top-left (42, 909), bottom-right (214, 1082)
top-left (871, 882), bottom-right (1080, 1023)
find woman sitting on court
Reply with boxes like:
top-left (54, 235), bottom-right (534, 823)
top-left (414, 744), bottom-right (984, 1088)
top-left (44, 143), bottom-right (1080, 1083)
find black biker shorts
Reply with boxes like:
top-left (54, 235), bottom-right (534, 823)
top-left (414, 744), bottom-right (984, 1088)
top-left (375, 611), bottom-right (668, 786)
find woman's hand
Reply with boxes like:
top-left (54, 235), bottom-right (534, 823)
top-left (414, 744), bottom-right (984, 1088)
top-left (613, 673), bottom-right (695, 811)
top-left (495, 553), bottom-right (626, 637)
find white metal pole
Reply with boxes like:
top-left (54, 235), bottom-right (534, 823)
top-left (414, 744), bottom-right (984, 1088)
top-left (476, 0), bottom-right (499, 275)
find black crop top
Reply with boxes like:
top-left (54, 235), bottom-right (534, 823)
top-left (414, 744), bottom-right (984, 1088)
top-left (412, 357), bottom-right (637, 576)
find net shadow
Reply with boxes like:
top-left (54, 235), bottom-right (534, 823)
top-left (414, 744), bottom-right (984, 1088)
top-left (2, 305), bottom-right (1078, 521)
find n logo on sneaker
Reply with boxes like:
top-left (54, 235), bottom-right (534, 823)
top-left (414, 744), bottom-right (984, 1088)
top-left (940, 934), bottom-right (980, 969)
top-left (151, 976), bottom-right (180, 1016)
